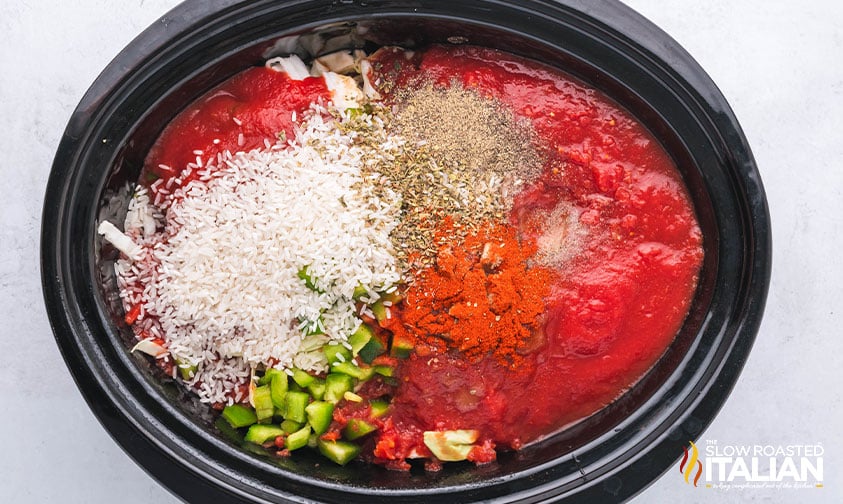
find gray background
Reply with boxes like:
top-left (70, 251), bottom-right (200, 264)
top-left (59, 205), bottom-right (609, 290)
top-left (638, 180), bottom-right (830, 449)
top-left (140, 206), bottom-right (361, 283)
top-left (1, 1), bottom-right (840, 502)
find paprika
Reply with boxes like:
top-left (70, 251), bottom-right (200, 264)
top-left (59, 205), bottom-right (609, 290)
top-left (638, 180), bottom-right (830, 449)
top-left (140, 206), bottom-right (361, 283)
top-left (399, 218), bottom-right (553, 365)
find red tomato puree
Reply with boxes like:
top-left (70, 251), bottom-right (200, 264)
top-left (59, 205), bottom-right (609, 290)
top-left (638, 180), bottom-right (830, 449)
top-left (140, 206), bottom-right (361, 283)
top-left (375, 46), bottom-right (703, 460)
top-left (145, 67), bottom-right (329, 188)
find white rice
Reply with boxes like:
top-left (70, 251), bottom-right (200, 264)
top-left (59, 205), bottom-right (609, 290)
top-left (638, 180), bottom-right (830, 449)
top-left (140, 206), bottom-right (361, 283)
top-left (111, 106), bottom-right (402, 404)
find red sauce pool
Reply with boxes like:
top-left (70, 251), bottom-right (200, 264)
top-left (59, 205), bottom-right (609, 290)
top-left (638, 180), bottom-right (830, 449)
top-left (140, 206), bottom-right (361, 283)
top-left (374, 46), bottom-right (703, 453)
top-left (144, 67), bottom-right (330, 189)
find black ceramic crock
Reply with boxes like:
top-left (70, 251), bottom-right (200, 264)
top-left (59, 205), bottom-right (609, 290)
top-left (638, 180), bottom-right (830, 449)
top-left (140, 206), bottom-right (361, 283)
top-left (41, 0), bottom-right (771, 502)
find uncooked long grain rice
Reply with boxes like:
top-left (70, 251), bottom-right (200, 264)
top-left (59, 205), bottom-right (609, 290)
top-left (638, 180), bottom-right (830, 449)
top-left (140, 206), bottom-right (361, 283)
top-left (110, 107), bottom-right (402, 404)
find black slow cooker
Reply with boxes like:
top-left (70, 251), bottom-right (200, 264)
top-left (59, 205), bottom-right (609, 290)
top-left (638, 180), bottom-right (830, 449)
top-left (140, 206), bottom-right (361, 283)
top-left (41, 1), bottom-right (770, 501)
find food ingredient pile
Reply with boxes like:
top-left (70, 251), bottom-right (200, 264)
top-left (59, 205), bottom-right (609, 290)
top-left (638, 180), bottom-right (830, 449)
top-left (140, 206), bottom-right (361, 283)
top-left (362, 82), bottom-right (542, 270)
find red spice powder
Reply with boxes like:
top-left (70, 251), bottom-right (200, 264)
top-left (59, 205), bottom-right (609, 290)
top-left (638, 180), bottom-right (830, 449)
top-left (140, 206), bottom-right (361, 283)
top-left (398, 218), bottom-right (552, 365)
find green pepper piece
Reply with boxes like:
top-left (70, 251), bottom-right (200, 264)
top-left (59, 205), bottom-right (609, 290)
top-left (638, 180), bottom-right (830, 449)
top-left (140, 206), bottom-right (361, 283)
top-left (305, 400), bottom-right (335, 435)
top-left (348, 323), bottom-right (374, 355)
top-left (304, 323), bottom-right (324, 336)
top-left (270, 372), bottom-right (288, 412)
top-left (284, 391), bottom-right (309, 424)
top-left (343, 418), bottom-right (377, 440)
top-left (369, 399), bottom-right (390, 419)
top-left (372, 364), bottom-right (394, 377)
top-left (176, 359), bottom-right (197, 380)
top-left (371, 300), bottom-right (389, 323)
top-left (317, 439), bottom-right (362, 466)
top-left (323, 344), bottom-right (352, 365)
top-left (280, 419), bottom-right (304, 434)
top-left (221, 404), bottom-right (258, 428)
top-left (324, 373), bottom-right (355, 403)
top-left (379, 290), bottom-right (403, 304)
top-left (357, 333), bottom-right (386, 363)
top-left (390, 333), bottom-right (414, 358)
top-left (307, 377), bottom-right (326, 400)
top-left (258, 368), bottom-right (282, 386)
top-left (332, 361), bottom-right (374, 381)
top-left (285, 425), bottom-right (311, 451)
top-left (253, 385), bottom-right (274, 423)
top-left (291, 368), bottom-right (315, 388)
top-left (352, 284), bottom-right (369, 300)
top-left (297, 265), bottom-right (321, 292)
top-left (244, 424), bottom-right (286, 445)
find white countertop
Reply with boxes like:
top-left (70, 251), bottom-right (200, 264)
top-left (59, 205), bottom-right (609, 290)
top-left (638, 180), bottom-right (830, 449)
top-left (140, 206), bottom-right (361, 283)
top-left (1, 1), bottom-right (840, 502)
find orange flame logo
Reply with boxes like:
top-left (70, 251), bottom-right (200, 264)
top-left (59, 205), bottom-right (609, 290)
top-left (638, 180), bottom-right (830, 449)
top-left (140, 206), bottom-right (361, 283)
top-left (679, 441), bottom-right (703, 487)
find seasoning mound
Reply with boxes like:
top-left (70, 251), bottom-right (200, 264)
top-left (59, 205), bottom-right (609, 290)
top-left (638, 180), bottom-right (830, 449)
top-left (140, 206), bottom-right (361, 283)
top-left (367, 82), bottom-right (543, 269)
top-left (393, 82), bottom-right (540, 177)
top-left (399, 219), bottom-right (552, 366)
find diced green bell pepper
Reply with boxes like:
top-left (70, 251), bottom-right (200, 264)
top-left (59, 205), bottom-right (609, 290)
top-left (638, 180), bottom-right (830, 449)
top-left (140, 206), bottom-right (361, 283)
top-left (252, 385), bottom-right (274, 423)
top-left (390, 333), bottom-right (414, 358)
top-left (291, 368), bottom-right (315, 388)
top-left (307, 377), bottom-right (326, 400)
top-left (285, 425), bottom-right (311, 451)
top-left (332, 361), bottom-right (374, 381)
top-left (221, 404), bottom-right (257, 428)
top-left (280, 419), bottom-right (304, 434)
top-left (176, 359), bottom-right (197, 380)
top-left (369, 399), bottom-right (389, 419)
top-left (357, 333), bottom-right (386, 363)
top-left (270, 372), bottom-right (288, 411)
top-left (317, 439), bottom-right (362, 466)
top-left (324, 344), bottom-right (352, 365)
top-left (244, 424), bottom-right (285, 445)
top-left (373, 365), bottom-right (394, 377)
top-left (351, 285), bottom-right (369, 301)
top-left (371, 300), bottom-right (389, 323)
top-left (324, 373), bottom-right (354, 403)
top-left (379, 290), bottom-right (403, 304)
top-left (297, 265), bottom-right (321, 292)
top-left (284, 391), bottom-right (310, 424)
top-left (343, 418), bottom-right (377, 440)
top-left (348, 323), bottom-right (374, 355)
top-left (258, 368), bottom-right (282, 386)
top-left (305, 400), bottom-right (334, 435)
top-left (352, 284), bottom-right (368, 300)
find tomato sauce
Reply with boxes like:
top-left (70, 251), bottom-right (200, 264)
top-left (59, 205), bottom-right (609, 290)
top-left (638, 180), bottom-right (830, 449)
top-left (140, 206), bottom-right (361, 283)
top-left (375, 46), bottom-right (703, 455)
top-left (144, 67), bottom-right (330, 189)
